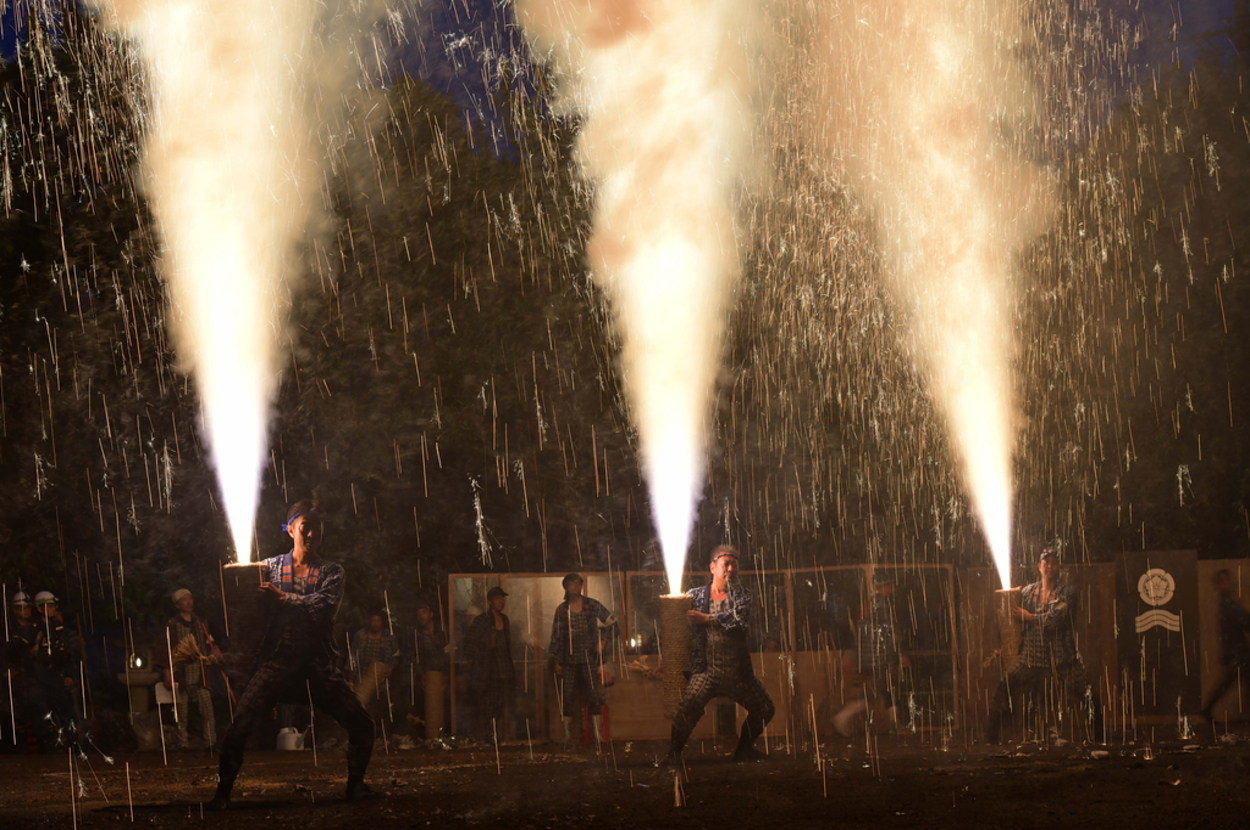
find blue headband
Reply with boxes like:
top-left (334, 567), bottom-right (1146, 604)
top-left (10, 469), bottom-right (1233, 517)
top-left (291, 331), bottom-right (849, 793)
top-left (282, 512), bottom-right (302, 532)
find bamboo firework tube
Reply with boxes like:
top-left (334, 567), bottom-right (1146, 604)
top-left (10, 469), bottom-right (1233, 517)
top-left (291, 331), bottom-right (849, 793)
top-left (221, 563), bottom-right (269, 689)
top-left (661, 595), bottom-right (692, 720)
top-left (994, 588), bottom-right (1022, 660)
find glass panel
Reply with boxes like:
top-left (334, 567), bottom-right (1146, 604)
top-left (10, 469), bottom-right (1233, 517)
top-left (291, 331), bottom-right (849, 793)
top-left (497, 576), bottom-right (548, 741)
top-left (863, 566), bottom-right (956, 732)
top-left (448, 574), bottom-right (625, 741)
top-left (743, 570), bottom-right (789, 654)
top-left (449, 576), bottom-right (504, 738)
top-left (790, 566), bottom-right (865, 652)
top-left (787, 565), bottom-right (957, 732)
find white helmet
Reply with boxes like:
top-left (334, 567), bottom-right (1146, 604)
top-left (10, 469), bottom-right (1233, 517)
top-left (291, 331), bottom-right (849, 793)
top-left (10, 591), bottom-right (31, 607)
top-left (34, 591), bottom-right (57, 607)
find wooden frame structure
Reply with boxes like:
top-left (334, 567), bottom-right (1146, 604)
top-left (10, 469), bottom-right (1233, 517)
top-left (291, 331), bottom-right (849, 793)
top-left (446, 563), bottom-right (959, 743)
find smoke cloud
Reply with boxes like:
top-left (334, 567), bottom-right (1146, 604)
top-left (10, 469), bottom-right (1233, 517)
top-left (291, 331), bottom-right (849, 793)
top-left (807, 0), bottom-right (1052, 588)
top-left (516, 0), bottom-right (760, 594)
top-left (91, 0), bottom-right (374, 561)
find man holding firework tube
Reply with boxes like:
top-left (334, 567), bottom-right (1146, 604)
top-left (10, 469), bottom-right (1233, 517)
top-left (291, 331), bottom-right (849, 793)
top-left (986, 547), bottom-right (1102, 745)
top-left (663, 545), bottom-right (774, 766)
top-left (208, 500), bottom-right (377, 808)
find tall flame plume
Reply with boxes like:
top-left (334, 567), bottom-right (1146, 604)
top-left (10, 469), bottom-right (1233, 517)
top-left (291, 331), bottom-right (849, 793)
top-left (517, 0), bottom-right (759, 595)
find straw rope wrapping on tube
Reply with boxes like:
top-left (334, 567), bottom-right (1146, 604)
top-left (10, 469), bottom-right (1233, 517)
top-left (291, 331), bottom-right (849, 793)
top-left (661, 595), bottom-right (693, 720)
top-left (221, 563), bottom-right (269, 689)
top-left (995, 588), bottom-right (1022, 661)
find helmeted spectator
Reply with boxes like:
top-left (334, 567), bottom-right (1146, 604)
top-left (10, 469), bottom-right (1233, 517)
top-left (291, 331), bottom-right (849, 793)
top-left (160, 588), bottom-right (222, 750)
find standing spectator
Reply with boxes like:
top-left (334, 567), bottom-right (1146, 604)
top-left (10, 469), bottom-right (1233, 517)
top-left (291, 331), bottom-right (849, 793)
top-left (986, 547), bottom-right (1102, 744)
top-left (548, 573), bottom-right (617, 746)
top-left (663, 545), bottom-right (775, 766)
top-left (160, 588), bottom-right (222, 750)
top-left (414, 603), bottom-right (450, 673)
top-left (464, 587), bottom-right (515, 741)
top-left (412, 601), bottom-right (449, 739)
top-left (1201, 569), bottom-right (1250, 722)
top-left (351, 611), bottom-right (400, 714)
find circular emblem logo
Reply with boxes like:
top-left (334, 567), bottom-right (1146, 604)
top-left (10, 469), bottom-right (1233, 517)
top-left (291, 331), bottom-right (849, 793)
top-left (1137, 568), bottom-right (1175, 607)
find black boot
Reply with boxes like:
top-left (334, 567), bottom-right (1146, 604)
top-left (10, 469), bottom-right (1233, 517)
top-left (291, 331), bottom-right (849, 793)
top-left (209, 734), bottom-right (245, 810)
top-left (659, 724), bottom-right (686, 768)
top-left (346, 774), bottom-right (381, 802)
top-left (734, 717), bottom-right (766, 762)
top-left (205, 782), bottom-right (232, 811)
top-left (985, 717), bottom-right (1001, 746)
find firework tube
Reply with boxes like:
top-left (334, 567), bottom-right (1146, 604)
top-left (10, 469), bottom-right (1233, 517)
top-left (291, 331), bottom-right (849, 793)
top-left (994, 587), bottom-right (1022, 661)
top-left (221, 563), bottom-right (268, 689)
top-left (661, 594), bottom-right (692, 720)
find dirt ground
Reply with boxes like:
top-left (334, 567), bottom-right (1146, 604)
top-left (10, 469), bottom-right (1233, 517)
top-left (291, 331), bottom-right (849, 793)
top-left (2, 730), bottom-right (1249, 829)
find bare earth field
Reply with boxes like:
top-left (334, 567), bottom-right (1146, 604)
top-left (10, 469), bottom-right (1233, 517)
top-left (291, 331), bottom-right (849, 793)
top-left (2, 733), bottom-right (1248, 829)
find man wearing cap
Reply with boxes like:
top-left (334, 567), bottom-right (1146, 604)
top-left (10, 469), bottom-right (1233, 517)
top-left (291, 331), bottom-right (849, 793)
top-left (986, 547), bottom-right (1102, 744)
top-left (4, 591), bottom-right (37, 666)
top-left (208, 499), bottom-right (377, 809)
top-left (663, 545), bottom-right (775, 766)
top-left (465, 586), bottom-right (515, 741)
top-left (161, 589), bottom-right (221, 750)
top-left (30, 591), bottom-right (82, 751)
top-left (548, 573), bottom-right (618, 747)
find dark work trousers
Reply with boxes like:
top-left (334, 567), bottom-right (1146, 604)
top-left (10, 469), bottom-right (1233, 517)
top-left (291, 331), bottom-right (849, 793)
top-left (670, 670), bottom-right (775, 753)
top-left (1203, 657), bottom-right (1250, 715)
top-left (560, 658), bottom-right (605, 717)
top-left (24, 666), bottom-right (79, 750)
top-left (218, 656), bottom-right (374, 790)
top-left (988, 660), bottom-right (1101, 742)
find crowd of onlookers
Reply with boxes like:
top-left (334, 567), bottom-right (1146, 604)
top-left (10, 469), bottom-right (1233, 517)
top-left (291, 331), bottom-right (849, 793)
top-left (1, 574), bottom-right (625, 755)
top-left (0, 584), bottom-right (468, 755)
top-left (3, 590), bottom-right (85, 753)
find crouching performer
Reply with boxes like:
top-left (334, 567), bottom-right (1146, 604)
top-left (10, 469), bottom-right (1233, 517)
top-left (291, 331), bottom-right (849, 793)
top-left (208, 500), bottom-right (377, 808)
top-left (664, 545), bottom-right (775, 766)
